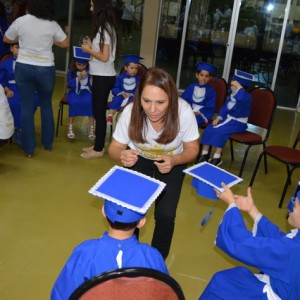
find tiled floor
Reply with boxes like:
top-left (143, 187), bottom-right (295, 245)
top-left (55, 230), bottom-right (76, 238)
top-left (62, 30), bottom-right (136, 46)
top-left (1, 75), bottom-right (300, 299)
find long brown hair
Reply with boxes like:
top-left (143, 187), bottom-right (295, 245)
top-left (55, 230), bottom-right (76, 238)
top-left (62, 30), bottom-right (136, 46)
top-left (129, 67), bottom-right (179, 144)
top-left (91, 0), bottom-right (117, 54)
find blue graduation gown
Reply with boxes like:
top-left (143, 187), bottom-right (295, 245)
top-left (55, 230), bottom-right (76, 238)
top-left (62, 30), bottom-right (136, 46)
top-left (0, 57), bottom-right (39, 128)
top-left (199, 207), bottom-right (300, 299)
top-left (181, 82), bottom-right (216, 126)
top-left (51, 232), bottom-right (168, 300)
top-left (109, 73), bottom-right (140, 110)
top-left (67, 69), bottom-right (93, 117)
top-left (201, 88), bottom-right (252, 148)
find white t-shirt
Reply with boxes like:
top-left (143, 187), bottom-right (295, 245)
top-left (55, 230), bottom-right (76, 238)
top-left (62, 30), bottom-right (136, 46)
top-left (113, 98), bottom-right (200, 159)
top-left (89, 27), bottom-right (116, 76)
top-left (0, 85), bottom-right (14, 140)
top-left (5, 14), bottom-right (67, 66)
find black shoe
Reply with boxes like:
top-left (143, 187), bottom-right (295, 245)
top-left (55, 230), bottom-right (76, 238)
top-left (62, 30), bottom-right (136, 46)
top-left (198, 154), bottom-right (210, 164)
top-left (209, 157), bottom-right (222, 166)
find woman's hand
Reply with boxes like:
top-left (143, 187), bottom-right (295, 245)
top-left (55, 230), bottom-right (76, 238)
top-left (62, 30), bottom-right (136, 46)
top-left (81, 43), bottom-right (91, 54)
top-left (154, 155), bottom-right (175, 174)
top-left (120, 149), bottom-right (139, 167)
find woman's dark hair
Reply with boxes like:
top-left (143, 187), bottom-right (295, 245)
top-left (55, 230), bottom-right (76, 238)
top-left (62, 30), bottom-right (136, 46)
top-left (129, 67), bottom-right (180, 144)
top-left (106, 218), bottom-right (139, 231)
top-left (91, 0), bottom-right (118, 53)
top-left (27, 0), bottom-right (55, 21)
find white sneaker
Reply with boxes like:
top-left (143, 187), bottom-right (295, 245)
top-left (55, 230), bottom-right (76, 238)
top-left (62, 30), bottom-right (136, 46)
top-left (67, 126), bottom-right (75, 139)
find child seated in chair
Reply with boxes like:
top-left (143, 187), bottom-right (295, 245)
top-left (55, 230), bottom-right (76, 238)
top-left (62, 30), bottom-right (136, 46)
top-left (51, 167), bottom-right (168, 300)
top-left (181, 61), bottom-right (217, 127)
top-left (198, 69), bottom-right (253, 166)
top-left (67, 47), bottom-right (94, 140)
top-left (199, 183), bottom-right (300, 300)
top-left (106, 54), bottom-right (143, 124)
top-left (0, 43), bottom-right (39, 144)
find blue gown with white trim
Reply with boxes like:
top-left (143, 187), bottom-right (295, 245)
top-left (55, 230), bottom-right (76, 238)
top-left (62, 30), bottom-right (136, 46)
top-left (67, 69), bottom-right (93, 117)
top-left (51, 232), bottom-right (168, 300)
top-left (109, 73), bottom-right (140, 110)
top-left (201, 88), bottom-right (252, 148)
top-left (181, 82), bottom-right (216, 126)
top-left (199, 206), bottom-right (300, 300)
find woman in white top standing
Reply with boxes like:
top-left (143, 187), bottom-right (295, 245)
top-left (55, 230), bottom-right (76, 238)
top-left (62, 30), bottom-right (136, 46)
top-left (80, 0), bottom-right (117, 159)
top-left (3, 0), bottom-right (69, 157)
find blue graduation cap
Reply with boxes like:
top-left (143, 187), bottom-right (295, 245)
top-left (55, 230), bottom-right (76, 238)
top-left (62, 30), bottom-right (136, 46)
top-left (73, 46), bottom-right (90, 64)
top-left (287, 181), bottom-right (300, 213)
top-left (122, 54), bottom-right (144, 64)
top-left (183, 162), bottom-right (243, 200)
top-left (89, 166), bottom-right (166, 223)
top-left (231, 69), bottom-right (255, 87)
top-left (184, 162), bottom-right (242, 226)
top-left (196, 62), bottom-right (218, 75)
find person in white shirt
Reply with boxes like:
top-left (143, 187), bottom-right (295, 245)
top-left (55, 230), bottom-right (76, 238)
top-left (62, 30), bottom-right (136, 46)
top-left (80, 0), bottom-right (117, 159)
top-left (108, 67), bottom-right (199, 259)
top-left (3, 0), bottom-right (69, 157)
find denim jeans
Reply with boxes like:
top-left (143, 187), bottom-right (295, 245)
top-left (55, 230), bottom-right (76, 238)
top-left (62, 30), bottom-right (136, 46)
top-left (15, 62), bottom-right (55, 155)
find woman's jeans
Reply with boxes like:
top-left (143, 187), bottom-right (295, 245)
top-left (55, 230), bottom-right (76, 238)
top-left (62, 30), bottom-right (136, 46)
top-left (15, 62), bottom-right (55, 155)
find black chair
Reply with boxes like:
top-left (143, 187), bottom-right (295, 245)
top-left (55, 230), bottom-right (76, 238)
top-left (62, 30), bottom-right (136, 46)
top-left (69, 267), bottom-right (185, 300)
top-left (229, 87), bottom-right (277, 177)
top-left (250, 130), bottom-right (300, 208)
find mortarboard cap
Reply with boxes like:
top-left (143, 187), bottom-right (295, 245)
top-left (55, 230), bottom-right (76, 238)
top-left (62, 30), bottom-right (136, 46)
top-left (89, 166), bottom-right (166, 223)
top-left (231, 69), bottom-right (255, 87)
top-left (196, 62), bottom-right (218, 75)
top-left (73, 46), bottom-right (90, 64)
top-left (183, 162), bottom-right (243, 200)
top-left (122, 54), bottom-right (143, 64)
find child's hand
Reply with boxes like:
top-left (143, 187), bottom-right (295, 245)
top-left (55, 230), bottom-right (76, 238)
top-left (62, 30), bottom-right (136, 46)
top-left (212, 116), bottom-right (221, 126)
top-left (230, 80), bottom-right (242, 92)
top-left (78, 70), bottom-right (87, 81)
top-left (122, 92), bottom-right (131, 98)
top-left (215, 183), bottom-right (235, 205)
top-left (5, 89), bottom-right (14, 98)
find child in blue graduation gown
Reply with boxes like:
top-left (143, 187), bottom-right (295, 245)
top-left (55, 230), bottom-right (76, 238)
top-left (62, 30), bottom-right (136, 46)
top-left (199, 183), bottom-right (300, 300)
top-left (106, 54), bottom-right (142, 124)
top-left (66, 48), bottom-right (94, 140)
top-left (51, 171), bottom-right (168, 300)
top-left (198, 70), bottom-right (253, 166)
top-left (181, 61), bottom-right (217, 126)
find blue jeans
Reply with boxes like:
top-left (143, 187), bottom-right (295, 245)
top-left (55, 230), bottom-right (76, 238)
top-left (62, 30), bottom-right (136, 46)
top-left (15, 63), bottom-right (55, 155)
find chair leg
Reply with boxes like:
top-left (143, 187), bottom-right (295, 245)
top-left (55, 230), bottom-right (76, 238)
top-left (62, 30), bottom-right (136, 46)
top-left (60, 103), bottom-right (64, 125)
top-left (238, 145), bottom-right (251, 178)
top-left (230, 139), bottom-right (234, 161)
top-left (249, 151), bottom-right (264, 186)
top-left (56, 103), bottom-right (62, 137)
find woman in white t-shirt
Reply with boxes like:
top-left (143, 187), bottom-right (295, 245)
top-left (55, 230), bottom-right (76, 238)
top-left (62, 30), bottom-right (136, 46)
top-left (80, 0), bottom-right (117, 159)
top-left (109, 67), bottom-right (200, 259)
top-left (3, 0), bottom-right (70, 157)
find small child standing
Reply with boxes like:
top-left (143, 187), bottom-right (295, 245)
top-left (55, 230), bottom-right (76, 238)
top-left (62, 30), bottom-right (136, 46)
top-left (198, 70), bottom-right (254, 166)
top-left (181, 61), bottom-right (218, 127)
top-left (67, 47), bottom-right (94, 140)
top-left (106, 54), bottom-right (143, 124)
